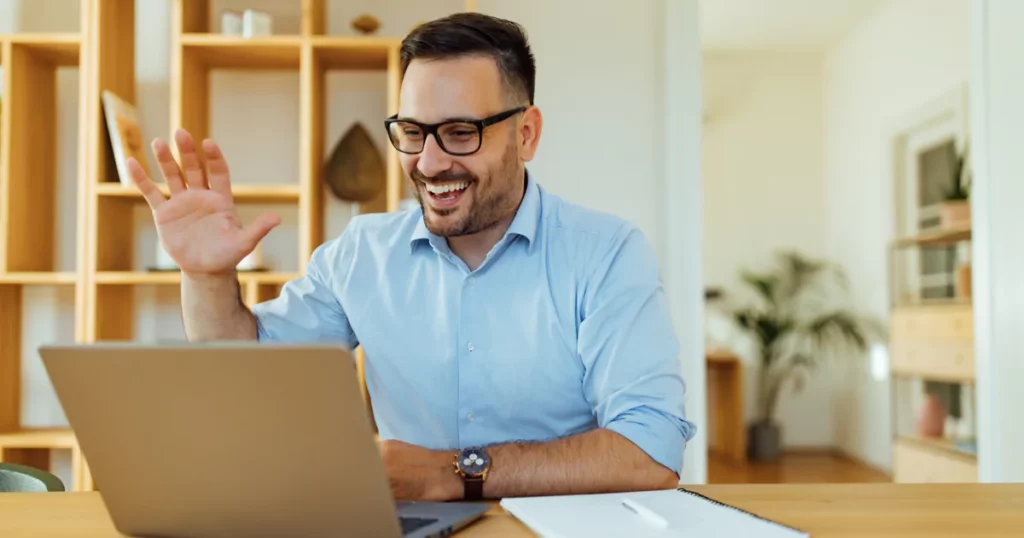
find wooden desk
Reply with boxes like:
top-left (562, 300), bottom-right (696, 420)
top-left (707, 351), bottom-right (745, 463)
top-left (3, 483), bottom-right (1024, 537)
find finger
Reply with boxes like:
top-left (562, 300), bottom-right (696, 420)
top-left (127, 157), bottom-right (165, 210)
top-left (241, 213), bottom-right (281, 249)
top-left (202, 138), bottom-right (233, 198)
top-left (151, 138), bottom-right (186, 194)
top-left (173, 128), bottom-right (208, 190)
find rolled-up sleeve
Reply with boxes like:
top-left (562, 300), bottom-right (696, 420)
top-left (251, 235), bottom-right (357, 349)
top-left (578, 225), bottom-right (697, 475)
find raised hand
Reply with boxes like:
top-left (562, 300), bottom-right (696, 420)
top-left (128, 129), bottom-right (281, 277)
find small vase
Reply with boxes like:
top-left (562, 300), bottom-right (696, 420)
top-left (917, 394), bottom-right (946, 438)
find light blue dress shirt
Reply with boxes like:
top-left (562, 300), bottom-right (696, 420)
top-left (251, 172), bottom-right (696, 474)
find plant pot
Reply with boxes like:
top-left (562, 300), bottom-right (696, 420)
top-left (940, 200), bottom-right (971, 229)
top-left (747, 420), bottom-right (782, 462)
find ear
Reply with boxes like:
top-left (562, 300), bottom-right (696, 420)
top-left (518, 105), bottom-right (543, 162)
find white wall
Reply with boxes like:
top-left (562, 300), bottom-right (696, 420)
top-left (971, 0), bottom-right (1024, 483)
top-left (821, 0), bottom-right (971, 470)
top-left (702, 51), bottom-right (834, 448)
top-left (14, 0), bottom-right (708, 482)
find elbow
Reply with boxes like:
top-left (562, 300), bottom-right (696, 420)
top-left (649, 465), bottom-right (680, 490)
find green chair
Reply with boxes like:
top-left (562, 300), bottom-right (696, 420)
top-left (0, 462), bottom-right (65, 492)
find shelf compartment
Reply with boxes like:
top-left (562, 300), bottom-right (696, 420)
top-left (0, 272), bottom-right (77, 285)
top-left (893, 437), bottom-right (977, 483)
top-left (311, 37), bottom-right (397, 70)
top-left (181, 34), bottom-right (303, 69)
top-left (0, 39), bottom-right (81, 274)
top-left (95, 183), bottom-right (301, 204)
top-left (0, 427), bottom-right (80, 485)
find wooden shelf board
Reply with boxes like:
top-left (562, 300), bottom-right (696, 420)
top-left (0, 427), bottom-right (77, 450)
top-left (891, 225), bottom-right (972, 248)
top-left (95, 271), bottom-right (299, 286)
top-left (95, 183), bottom-right (300, 203)
top-left (0, 272), bottom-right (77, 285)
top-left (893, 298), bottom-right (972, 308)
top-left (3, 33), bottom-right (81, 66)
top-left (311, 36), bottom-right (398, 70)
top-left (891, 370), bottom-right (975, 383)
top-left (180, 34), bottom-right (302, 69)
top-left (896, 434), bottom-right (977, 461)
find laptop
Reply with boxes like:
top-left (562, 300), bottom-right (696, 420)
top-left (39, 342), bottom-right (489, 538)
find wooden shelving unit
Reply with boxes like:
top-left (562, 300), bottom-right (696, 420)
top-left (0, 1), bottom-right (89, 492)
top-left (888, 223), bottom-right (977, 483)
top-left (1, 0), bottom-right (475, 492)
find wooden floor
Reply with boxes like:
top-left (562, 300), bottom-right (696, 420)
top-left (708, 451), bottom-right (892, 484)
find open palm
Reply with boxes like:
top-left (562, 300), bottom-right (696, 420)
top-left (128, 129), bottom-right (280, 276)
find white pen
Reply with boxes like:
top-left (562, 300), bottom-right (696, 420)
top-left (621, 497), bottom-right (669, 529)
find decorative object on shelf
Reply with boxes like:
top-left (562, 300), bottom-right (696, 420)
top-left (351, 14), bottom-right (381, 35)
top-left (917, 392), bottom-right (947, 438)
top-left (221, 10), bottom-right (244, 36)
top-left (242, 9), bottom-right (272, 38)
top-left (939, 142), bottom-right (971, 229)
top-left (152, 242), bottom-right (179, 271)
top-left (726, 251), bottom-right (886, 461)
top-left (324, 122), bottom-right (385, 202)
top-left (101, 90), bottom-right (150, 187)
top-left (236, 243), bottom-right (264, 271)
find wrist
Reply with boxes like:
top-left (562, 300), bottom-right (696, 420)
top-left (435, 450), bottom-right (464, 501)
top-left (182, 270), bottom-right (237, 284)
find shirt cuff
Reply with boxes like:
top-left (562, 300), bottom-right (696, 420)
top-left (605, 407), bottom-right (691, 476)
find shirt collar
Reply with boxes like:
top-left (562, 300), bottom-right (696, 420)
top-left (409, 170), bottom-right (540, 252)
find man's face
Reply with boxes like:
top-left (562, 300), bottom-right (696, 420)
top-left (396, 55), bottom-right (527, 238)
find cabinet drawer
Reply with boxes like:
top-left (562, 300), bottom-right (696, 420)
top-left (893, 439), bottom-right (977, 483)
top-left (890, 305), bottom-right (974, 380)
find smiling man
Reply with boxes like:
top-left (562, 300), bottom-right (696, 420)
top-left (127, 12), bottom-right (696, 501)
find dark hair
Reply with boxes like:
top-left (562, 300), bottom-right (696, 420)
top-left (400, 12), bottom-right (536, 105)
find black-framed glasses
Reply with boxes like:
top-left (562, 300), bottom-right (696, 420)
top-left (384, 106), bottom-right (527, 156)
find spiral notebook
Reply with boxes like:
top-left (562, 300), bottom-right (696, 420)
top-left (500, 487), bottom-right (809, 537)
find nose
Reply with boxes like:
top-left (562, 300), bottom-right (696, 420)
top-left (416, 134), bottom-right (454, 178)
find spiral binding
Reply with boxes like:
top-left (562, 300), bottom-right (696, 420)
top-left (675, 487), bottom-right (809, 535)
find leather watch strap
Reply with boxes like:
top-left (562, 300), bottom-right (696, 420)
top-left (464, 475), bottom-right (484, 501)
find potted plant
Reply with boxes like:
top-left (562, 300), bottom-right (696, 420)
top-left (940, 143), bottom-right (971, 229)
top-left (730, 252), bottom-right (884, 461)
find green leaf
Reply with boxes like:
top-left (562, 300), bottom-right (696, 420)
top-left (807, 312), bottom-right (869, 353)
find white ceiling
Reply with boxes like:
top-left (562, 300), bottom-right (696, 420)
top-left (701, 0), bottom-right (889, 51)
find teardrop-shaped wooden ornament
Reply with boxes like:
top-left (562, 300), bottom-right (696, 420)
top-left (324, 122), bottom-right (385, 202)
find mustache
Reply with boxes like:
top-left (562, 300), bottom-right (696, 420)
top-left (410, 169), bottom-right (477, 185)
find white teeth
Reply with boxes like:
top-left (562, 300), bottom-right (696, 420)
top-left (425, 181), bottom-right (468, 194)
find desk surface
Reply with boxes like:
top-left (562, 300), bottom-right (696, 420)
top-left (2, 483), bottom-right (1024, 537)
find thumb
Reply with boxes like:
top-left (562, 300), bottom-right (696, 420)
top-left (241, 212), bottom-right (281, 249)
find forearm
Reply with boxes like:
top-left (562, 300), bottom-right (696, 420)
top-left (481, 429), bottom-right (678, 498)
top-left (181, 272), bottom-right (257, 341)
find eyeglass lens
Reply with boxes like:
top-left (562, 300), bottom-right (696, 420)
top-left (387, 121), bottom-right (480, 155)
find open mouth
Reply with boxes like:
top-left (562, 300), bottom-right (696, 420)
top-left (423, 181), bottom-right (470, 208)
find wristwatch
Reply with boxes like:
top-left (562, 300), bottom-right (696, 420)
top-left (453, 446), bottom-right (491, 500)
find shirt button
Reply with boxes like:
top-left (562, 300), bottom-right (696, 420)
top-left (467, 413), bottom-right (475, 421)
top-left (467, 277), bottom-right (475, 285)
top-left (468, 343), bottom-right (475, 352)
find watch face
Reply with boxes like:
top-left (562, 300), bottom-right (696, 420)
top-left (458, 447), bottom-right (490, 477)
